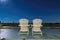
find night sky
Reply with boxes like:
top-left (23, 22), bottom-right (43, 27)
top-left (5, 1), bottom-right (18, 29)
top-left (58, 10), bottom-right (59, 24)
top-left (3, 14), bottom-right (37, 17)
top-left (0, 0), bottom-right (60, 23)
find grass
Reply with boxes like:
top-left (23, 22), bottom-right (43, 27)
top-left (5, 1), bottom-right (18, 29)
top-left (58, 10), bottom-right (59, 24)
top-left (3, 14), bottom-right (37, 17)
top-left (0, 38), bottom-right (60, 40)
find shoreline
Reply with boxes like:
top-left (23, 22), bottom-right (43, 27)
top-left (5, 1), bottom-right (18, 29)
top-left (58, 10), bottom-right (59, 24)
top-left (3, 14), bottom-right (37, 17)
top-left (0, 26), bottom-right (60, 29)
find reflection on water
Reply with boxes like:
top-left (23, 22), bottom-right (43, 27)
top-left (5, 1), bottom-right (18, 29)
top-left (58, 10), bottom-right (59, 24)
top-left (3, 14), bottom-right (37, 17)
top-left (0, 26), bottom-right (60, 39)
top-left (0, 28), bottom-right (20, 38)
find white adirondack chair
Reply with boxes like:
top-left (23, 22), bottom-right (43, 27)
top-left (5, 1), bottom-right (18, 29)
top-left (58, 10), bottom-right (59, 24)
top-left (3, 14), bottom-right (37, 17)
top-left (19, 19), bottom-right (29, 35)
top-left (32, 19), bottom-right (43, 36)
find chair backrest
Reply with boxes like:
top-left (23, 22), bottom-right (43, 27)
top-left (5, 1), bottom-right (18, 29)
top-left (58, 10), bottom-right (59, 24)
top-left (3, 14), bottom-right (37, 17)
top-left (32, 19), bottom-right (42, 32)
top-left (19, 19), bottom-right (29, 32)
top-left (33, 19), bottom-right (42, 26)
top-left (19, 19), bottom-right (29, 26)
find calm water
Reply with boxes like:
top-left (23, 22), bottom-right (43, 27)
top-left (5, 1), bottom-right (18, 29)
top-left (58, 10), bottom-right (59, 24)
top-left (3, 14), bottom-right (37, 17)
top-left (0, 26), bottom-right (60, 39)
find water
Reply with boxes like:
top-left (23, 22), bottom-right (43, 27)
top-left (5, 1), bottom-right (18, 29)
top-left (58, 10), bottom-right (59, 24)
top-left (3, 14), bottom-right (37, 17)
top-left (0, 26), bottom-right (60, 39)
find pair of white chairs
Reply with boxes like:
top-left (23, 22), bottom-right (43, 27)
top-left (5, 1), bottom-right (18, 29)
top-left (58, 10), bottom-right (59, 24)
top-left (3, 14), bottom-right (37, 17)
top-left (19, 19), bottom-right (43, 36)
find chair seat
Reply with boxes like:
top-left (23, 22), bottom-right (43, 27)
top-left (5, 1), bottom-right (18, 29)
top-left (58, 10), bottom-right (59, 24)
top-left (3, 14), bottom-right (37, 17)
top-left (20, 31), bottom-right (28, 33)
top-left (19, 31), bottom-right (29, 35)
top-left (33, 31), bottom-right (42, 33)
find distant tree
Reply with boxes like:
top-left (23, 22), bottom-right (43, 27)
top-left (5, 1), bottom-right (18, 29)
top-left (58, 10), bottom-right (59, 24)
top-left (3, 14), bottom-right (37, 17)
top-left (23, 38), bottom-right (26, 40)
top-left (1, 38), bottom-right (6, 40)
